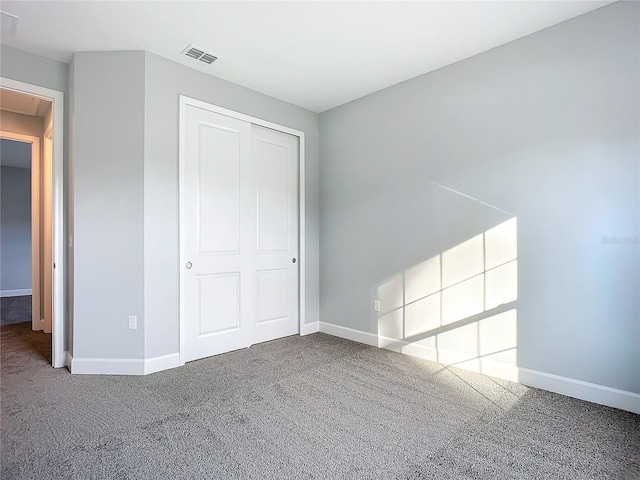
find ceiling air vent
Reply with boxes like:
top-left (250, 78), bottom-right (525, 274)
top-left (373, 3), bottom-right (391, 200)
top-left (0, 11), bottom-right (19, 35)
top-left (199, 53), bottom-right (217, 65)
top-left (183, 45), bottom-right (218, 65)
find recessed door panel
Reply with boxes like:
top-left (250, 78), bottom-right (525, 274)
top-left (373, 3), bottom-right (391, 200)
top-left (256, 269), bottom-right (289, 324)
top-left (198, 123), bottom-right (241, 254)
top-left (198, 273), bottom-right (240, 335)
top-left (257, 140), bottom-right (290, 253)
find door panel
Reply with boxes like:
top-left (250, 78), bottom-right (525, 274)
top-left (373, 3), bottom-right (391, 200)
top-left (198, 273), bottom-right (240, 335)
top-left (183, 106), bottom-right (253, 362)
top-left (256, 269), bottom-right (289, 323)
top-left (198, 123), bottom-right (241, 254)
top-left (257, 140), bottom-right (290, 253)
top-left (252, 125), bottom-right (299, 345)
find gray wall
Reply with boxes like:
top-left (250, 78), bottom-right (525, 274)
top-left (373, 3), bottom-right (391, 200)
top-left (320, 2), bottom-right (639, 393)
top-left (71, 51), bottom-right (145, 359)
top-left (0, 45), bottom-right (68, 94)
top-left (143, 53), bottom-right (320, 359)
top-left (0, 165), bottom-right (31, 291)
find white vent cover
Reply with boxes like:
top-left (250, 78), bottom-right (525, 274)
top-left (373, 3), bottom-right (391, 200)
top-left (0, 11), bottom-right (19, 35)
top-left (182, 45), bottom-right (218, 65)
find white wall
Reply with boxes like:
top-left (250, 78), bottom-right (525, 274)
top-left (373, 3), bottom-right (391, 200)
top-left (143, 53), bottom-right (320, 359)
top-left (0, 165), bottom-right (31, 291)
top-left (320, 2), bottom-right (639, 394)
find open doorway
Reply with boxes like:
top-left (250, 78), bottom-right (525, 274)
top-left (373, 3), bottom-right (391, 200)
top-left (0, 138), bottom-right (38, 321)
top-left (0, 80), bottom-right (65, 368)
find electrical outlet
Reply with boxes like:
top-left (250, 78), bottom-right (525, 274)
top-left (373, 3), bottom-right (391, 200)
top-left (128, 315), bottom-right (137, 330)
top-left (373, 300), bottom-right (381, 312)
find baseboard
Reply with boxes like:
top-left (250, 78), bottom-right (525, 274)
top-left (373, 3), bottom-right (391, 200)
top-left (71, 357), bottom-right (144, 375)
top-left (319, 321), bottom-right (378, 347)
top-left (70, 353), bottom-right (182, 375)
top-left (379, 335), bottom-right (520, 383)
top-left (379, 335), bottom-right (437, 361)
top-left (519, 368), bottom-right (640, 414)
top-left (144, 352), bottom-right (180, 375)
top-left (321, 322), bottom-right (640, 414)
top-left (300, 321), bottom-right (319, 336)
top-left (0, 289), bottom-right (32, 298)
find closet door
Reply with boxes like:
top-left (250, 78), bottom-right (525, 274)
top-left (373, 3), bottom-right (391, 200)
top-left (252, 125), bottom-right (299, 344)
top-left (182, 106), bottom-right (254, 362)
top-left (181, 104), bottom-right (299, 363)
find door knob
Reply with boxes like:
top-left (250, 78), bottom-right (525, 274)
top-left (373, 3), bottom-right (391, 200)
top-left (292, 258), bottom-right (297, 264)
top-left (186, 262), bottom-right (193, 269)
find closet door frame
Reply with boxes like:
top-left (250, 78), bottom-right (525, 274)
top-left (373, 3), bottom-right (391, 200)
top-left (178, 95), bottom-right (306, 366)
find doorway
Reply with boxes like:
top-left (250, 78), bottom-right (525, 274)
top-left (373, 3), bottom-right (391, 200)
top-left (0, 78), bottom-right (65, 368)
top-left (0, 138), bottom-right (38, 327)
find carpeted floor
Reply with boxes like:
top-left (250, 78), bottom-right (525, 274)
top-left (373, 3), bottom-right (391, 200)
top-left (1, 322), bottom-right (639, 479)
top-left (0, 296), bottom-right (32, 325)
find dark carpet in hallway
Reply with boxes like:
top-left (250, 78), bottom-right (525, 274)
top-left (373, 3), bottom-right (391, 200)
top-left (0, 296), bottom-right (32, 325)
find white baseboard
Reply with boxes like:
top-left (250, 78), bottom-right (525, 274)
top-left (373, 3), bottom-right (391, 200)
top-left (319, 321), bottom-right (378, 347)
top-left (70, 353), bottom-right (182, 376)
top-left (300, 321), bottom-right (319, 336)
top-left (71, 357), bottom-right (144, 375)
top-left (379, 335), bottom-right (520, 383)
top-left (379, 335), bottom-right (438, 361)
top-left (0, 289), bottom-right (32, 298)
top-left (144, 352), bottom-right (180, 375)
top-left (321, 323), bottom-right (640, 414)
top-left (519, 368), bottom-right (640, 414)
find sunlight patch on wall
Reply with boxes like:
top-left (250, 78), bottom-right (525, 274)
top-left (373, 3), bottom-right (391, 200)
top-left (377, 217), bottom-right (519, 382)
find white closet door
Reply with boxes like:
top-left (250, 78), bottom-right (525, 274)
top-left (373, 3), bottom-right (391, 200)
top-left (182, 106), bottom-right (255, 363)
top-left (252, 125), bottom-right (299, 344)
top-left (181, 105), bottom-right (299, 363)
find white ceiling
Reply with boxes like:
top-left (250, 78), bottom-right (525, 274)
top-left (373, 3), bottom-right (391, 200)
top-left (0, 1), bottom-right (614, 113)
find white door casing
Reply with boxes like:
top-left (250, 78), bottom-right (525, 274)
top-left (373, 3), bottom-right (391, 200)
top-left (0, 77), bottom-right (65, 368)
top-left (180, 98), bottom-right (303, 364)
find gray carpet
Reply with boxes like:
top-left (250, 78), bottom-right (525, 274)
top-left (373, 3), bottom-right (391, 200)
top-left (0, 296), bottom-right (32, 325)
top-left (1, 322), bottom-right (639, 479)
